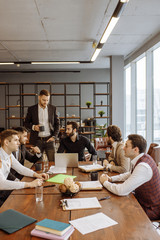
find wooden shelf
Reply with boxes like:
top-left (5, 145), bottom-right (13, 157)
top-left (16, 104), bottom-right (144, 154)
top-left (51, 93), bottom-right (64, 96)
top-left (81, 131), bottom-right (95, 135)
top-left (0, 108), bottom-right (6, 110)
top-left (95, 105), bottom-right (110, 107)
top-left (95, 116), bottom-right (110, 118)
top-left (7, 117), bottom-right (25, 120)
top-left (21, 93), bottom-right (37, 96)
top-left (6, 105), bottom-right (20, 108)
top-left (80, 107), bottom-right (94, 109)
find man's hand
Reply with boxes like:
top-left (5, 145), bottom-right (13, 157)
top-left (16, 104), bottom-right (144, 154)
top-left (100, 173), bottom-right (111, 184)
top-left (25, 178), bottom-right (43, 188)
top-left (47, 137), bottom-right (55, 143)
top-left (33, 172), bottom-right (49, 181)
top-left (31, 146), bottom-right (41, 154)
top-left (34, 125), bottom-right (40, 132)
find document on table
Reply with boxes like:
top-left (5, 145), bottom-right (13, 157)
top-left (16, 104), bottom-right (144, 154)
top-left (79, 181), bottom-right (103, 190)
top-left (61, 197), bottom-right (101, 210)
top-left (69, 212), bottom-right (118, 235)
top-left (78, 164), bottom-right (104, 172)
top-left (47, 166), bottom-right (66, 174)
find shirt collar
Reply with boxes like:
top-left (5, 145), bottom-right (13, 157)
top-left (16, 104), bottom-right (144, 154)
top-left (38, 104), bottom-right (48, 110)
top-left (112, 141), bottom-right (118, 149)
top-left (0, 147), bottom-right (11, 160)
top-left (131, 153), bottom-right (144, 167)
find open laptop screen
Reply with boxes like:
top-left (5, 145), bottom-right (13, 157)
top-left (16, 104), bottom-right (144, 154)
top-left (55, 153), bottom-right (78, 167)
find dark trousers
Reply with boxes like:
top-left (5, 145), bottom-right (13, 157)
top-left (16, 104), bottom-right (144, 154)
top-left (36, 139), bottom-right (55, 161)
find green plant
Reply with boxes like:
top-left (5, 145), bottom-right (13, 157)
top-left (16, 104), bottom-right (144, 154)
top-left (98, 110), bottom-right (105, 117)
top-left (86, 101), bottom-right (92, 107)
top-left (94, 123), bottom-right (107, 137)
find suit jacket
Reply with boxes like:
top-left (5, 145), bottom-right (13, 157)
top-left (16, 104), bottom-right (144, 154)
top-left (108, 142), bottom-right (131, 173)
top-left (11, 144), bottom-right (41, 179)
top-left (24, 104), bottom-right (60, 145)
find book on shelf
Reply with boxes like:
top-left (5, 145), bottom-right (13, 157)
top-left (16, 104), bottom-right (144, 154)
top-left (31, 225), bottom-right (74, 240)
top-left (35, 219), bottom-right (72, 236)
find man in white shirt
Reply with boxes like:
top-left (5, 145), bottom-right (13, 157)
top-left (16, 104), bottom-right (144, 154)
top-left (24, 89), bottom-right (60, 161)
top-left (100, 134), bottom-right (160, 220)
top-left (0, 129), bottom-right (49, 206)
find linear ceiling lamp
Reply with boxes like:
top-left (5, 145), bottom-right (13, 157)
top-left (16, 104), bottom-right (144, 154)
top-left (0, 62), bottom-right (14, 65)
top-left (31, 61), bottom-right (80, 65)
top-left (91, 0), bottom-right (129, 62)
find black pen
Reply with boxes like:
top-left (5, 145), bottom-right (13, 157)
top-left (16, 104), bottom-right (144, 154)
top-left (99, 196), bottom-right (110, 201)
top-left (43, 184), bottom-right (55, 188)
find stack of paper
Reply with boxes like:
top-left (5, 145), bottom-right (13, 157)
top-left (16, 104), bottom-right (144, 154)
top-left (78, 164), bottom-right (104, 172)
top-left (60, 197), bottom-right (102, 210)
top-left (31, 219), bottom-right (74, 240)
top-left (79, 181), bottom-right (103, 190)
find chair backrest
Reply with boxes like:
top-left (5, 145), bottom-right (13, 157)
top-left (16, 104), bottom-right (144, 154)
top-left (94, 137), bottom-right (108, 150)
top-left (147, 143), bottom-right (160, 165)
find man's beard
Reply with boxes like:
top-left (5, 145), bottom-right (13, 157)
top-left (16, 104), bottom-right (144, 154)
top-left (67, 130), bottom-right (74, 137)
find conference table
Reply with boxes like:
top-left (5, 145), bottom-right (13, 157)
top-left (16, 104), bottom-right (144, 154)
top-left (0, 162), bottom-right (159, 240)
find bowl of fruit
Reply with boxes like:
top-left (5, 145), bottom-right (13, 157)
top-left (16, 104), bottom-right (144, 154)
top-left (59, 177), bottom-right (81, 197)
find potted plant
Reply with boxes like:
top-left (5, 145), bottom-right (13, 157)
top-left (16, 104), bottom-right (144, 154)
top-left (98, 110), bottom-right (105, 117)
top-left (86, 101), bottom-right (92, 108)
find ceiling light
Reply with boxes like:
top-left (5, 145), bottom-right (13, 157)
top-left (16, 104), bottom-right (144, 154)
top-left (100, 17), bottom-right (119, 44)
top-left (0, 62), bottom-right (14, 65)
top-left (31, 61), bottom-right (80, 65)
top-left (91, 48), bottom-right (102, 62)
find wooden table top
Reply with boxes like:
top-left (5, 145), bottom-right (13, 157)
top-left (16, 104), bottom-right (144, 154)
top-left (1, 163), bottom-right (160, 239)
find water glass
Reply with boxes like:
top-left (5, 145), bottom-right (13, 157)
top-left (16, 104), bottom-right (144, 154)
top-left (93, 155), bottom-right (97, 165)
top-left (35, 186), bottom-right (43, 202)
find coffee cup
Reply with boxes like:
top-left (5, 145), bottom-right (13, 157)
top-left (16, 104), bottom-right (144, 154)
top-left (35, 162), bottom-right (42, 171)
top-left (39, 125), bottom-right (45, 132)
top-left (91, 171), bottom-right (98, 181)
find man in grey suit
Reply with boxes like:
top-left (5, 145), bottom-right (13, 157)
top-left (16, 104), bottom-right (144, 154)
top-left (24, 89), bottom-right (60, 161)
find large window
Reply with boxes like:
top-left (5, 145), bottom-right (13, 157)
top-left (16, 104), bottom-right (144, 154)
top-left (153, 46), bottom-right (160, 143)
top-left (124, 42), bottom-right (160, 144)
top-left (136, 57), bottom-right (146, 138)
top-left (125, 66), bottom-right (131, 137)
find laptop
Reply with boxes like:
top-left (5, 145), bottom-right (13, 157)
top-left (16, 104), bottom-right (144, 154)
top-left (55, 153), bottom-right (79, 167)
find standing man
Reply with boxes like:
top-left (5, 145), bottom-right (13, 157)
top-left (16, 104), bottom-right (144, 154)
top-left (57, 121), bottom-right (97, 161)
top-left (100, 134), bottom-right (160, 220)
top-left (24, 89), bottom-right (60, 161)
top-left (0, 129), bottom-right (48, 206)
top-left (11, 126), bottom-right (42, 179)
top-left (104, 125), bottom-right (130, 173)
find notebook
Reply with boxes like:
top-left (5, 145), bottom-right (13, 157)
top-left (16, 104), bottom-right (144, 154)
top-left (35, 219), bottom-right (72, 236)
top-left (55, 153), bottom-right (78, 167)
top-left (0, 209), bottom-right (36, 234)
top-left (31, 226), bottom-right (75, 240)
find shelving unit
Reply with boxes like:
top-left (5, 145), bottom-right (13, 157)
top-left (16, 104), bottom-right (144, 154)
top-left (0, 82), bottom-right (111, 138)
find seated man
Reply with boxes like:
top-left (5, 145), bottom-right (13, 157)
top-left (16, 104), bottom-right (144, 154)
top-left (104, 125), bottom-right (130, 173)
top-left (100, 134), bottom-right (160, 220)
top-left (0, 129), bottom-right (48, 206)
top-left (57, 121), bottom-right (97, 161)
top-left (11, 126), bottom-right (42, 179)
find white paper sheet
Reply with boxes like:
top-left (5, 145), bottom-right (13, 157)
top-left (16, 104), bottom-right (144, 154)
top-left (61, 197), bottom-right (101, 210)
top-left (79, 181), bottom-right (102, 190)
top-left (78, 164), bottom-right (104, 172)
top-left (47, 166), bottom-right (66, 174)
top-left (69, 212), bottom-right (118, 235)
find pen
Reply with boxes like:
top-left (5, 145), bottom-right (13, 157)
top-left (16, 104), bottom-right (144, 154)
top-left (43, 184), bottom-right (55, 188)
top-left (99, 196), bottom-right (110, 201)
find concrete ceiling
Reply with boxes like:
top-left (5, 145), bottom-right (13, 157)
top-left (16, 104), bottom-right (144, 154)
top-left (0, 0), bottom-right (160, 71)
